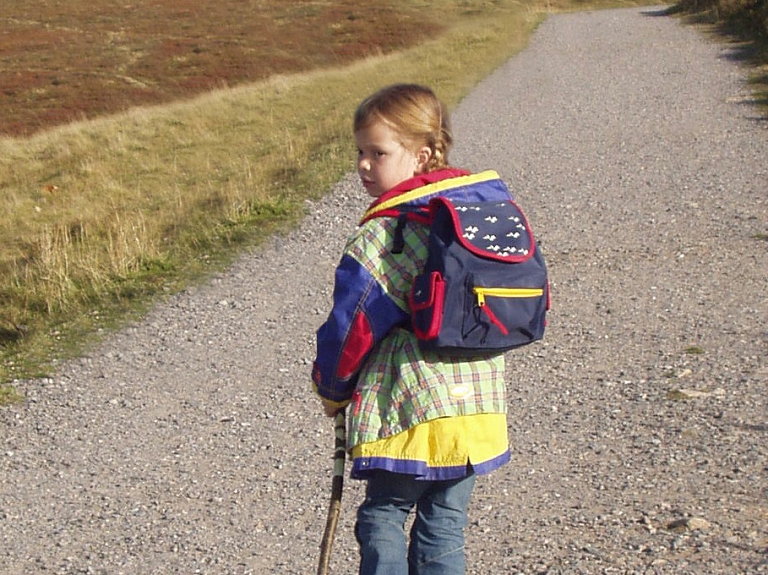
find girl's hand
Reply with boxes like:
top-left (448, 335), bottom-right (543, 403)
top-left (321, 398), bottom-right (342, 418)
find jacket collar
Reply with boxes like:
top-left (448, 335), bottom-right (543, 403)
top-left (361, 168), bottom-right (470, 221)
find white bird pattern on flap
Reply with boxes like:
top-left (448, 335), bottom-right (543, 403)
top-left (453, 200), bottom-right (533, 259)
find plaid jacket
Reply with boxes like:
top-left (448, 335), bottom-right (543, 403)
top-left (312, 169), bottom-right (512, 447)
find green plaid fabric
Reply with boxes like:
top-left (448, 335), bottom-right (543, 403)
top-left (345, 217), bottom-right (507, 449)
top-left (345, 215), bottom-right (428, 313)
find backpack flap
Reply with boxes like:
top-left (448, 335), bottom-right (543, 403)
top-left (410, 197), bottom-right (548, 353)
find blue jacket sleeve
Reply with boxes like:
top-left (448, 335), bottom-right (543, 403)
top-left (312, 253), bottom-right (409, 403)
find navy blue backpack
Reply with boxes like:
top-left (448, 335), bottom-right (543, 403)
top-left (366, 172), bottom-right (549, 354)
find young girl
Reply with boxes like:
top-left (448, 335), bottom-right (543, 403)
top-left (312, 84), bottom-right (513, 575)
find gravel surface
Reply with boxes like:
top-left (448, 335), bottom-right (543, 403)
top-left (2, 7), bottom-right (767, 575)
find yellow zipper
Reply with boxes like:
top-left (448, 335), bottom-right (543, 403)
top-left (473, 287), bottom-right (544, 306)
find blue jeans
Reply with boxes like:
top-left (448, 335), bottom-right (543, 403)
top-left (355, 470), bottom-right (476, 575)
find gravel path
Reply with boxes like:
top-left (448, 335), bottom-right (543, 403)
top-left (2, 6), bottom-right (766, 575)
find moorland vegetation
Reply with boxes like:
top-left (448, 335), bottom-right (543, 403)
top-left (0, 0), bottom-right (765, 403)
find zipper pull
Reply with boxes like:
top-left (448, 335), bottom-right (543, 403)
top-left (474, 287), bottom-right (486, 307)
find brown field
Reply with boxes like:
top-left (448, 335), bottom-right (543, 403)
top-left (1, 0), bottom-right (443, 137)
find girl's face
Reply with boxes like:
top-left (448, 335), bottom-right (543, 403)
top-left (355, 120), bottom-right (429, 198)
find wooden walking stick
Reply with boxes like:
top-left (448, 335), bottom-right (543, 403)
top-left (317, 409), bottom-right (347, 575)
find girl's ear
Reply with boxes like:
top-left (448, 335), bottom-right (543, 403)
top-left (415, 146), bottom-right (433, 174)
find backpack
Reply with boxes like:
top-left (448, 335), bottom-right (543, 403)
top-left (365, 171), bottom-right (549, 354)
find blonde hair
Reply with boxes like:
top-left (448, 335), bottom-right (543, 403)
top-left (354, 84), bottom-right (452, 172)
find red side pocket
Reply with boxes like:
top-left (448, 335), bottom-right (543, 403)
top-left (410, 271), bottom-right (445, 341)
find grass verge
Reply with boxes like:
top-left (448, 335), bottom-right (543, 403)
top-left (668, 0), bottom-right (768, 111)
